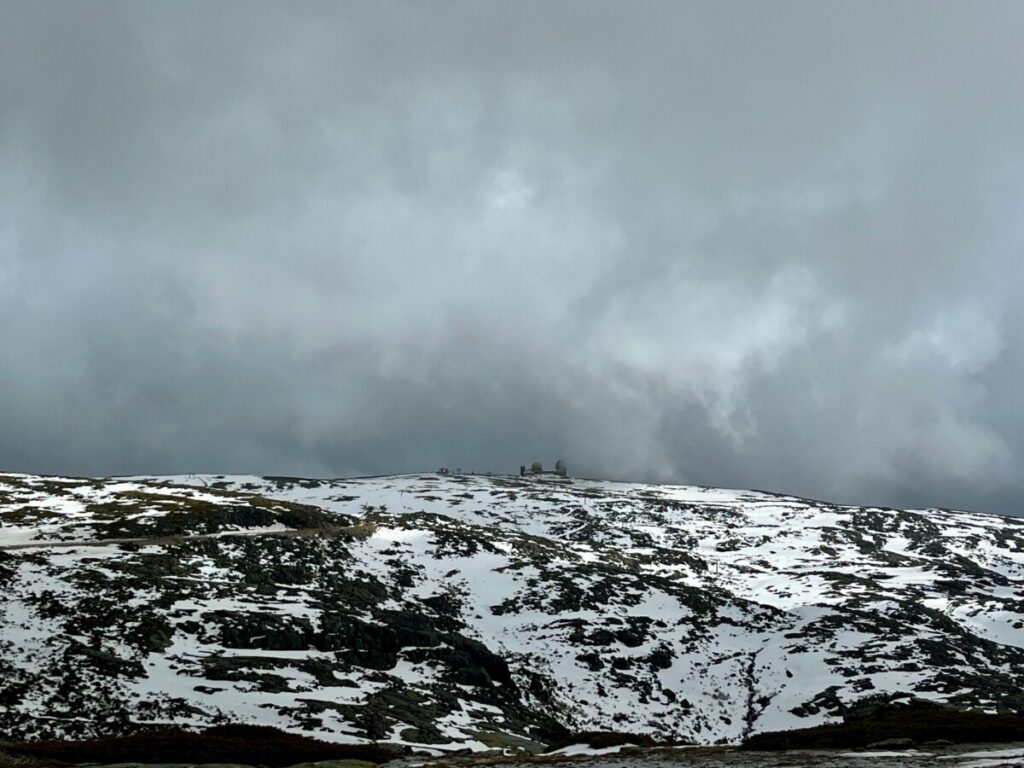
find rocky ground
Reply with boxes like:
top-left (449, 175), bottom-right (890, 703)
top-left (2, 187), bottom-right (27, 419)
top-left (1, 471), bottom-right (1023, 751)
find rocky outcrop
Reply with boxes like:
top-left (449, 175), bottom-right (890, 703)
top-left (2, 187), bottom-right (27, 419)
top-left (1, 471), bottom-right (1022, 749)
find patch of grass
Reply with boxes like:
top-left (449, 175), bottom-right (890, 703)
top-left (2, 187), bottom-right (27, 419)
top-left (0, 748), bottom-right (53, 768)
top-left (0, 507), bottom-right (61, 525)
top-left (345, 521), bottom-right (378, 540)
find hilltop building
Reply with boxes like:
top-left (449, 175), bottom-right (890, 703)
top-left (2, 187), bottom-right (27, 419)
top-left (520, 459), bottom-right (568, 478)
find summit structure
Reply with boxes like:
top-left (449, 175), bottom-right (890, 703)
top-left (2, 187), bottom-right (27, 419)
top-left (520, 459), bottom-right (568, 477)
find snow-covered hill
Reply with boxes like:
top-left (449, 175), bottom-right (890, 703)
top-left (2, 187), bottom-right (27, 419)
top-left (1, 471), bottom-right (1022, 749)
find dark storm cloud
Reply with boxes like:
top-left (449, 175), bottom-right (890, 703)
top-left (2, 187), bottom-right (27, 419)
top-left (2, 1), bottom-right (1024, 514)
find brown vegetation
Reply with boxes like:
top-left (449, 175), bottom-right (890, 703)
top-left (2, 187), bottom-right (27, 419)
top-left (742, 702), bottom-right (1024, 750)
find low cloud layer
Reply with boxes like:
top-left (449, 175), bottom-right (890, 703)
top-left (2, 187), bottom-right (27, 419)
top-left (2, 2), bottom-right (1024, 514)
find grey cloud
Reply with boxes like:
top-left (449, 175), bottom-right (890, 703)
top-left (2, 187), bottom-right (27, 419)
top-left (2, 1), bottom-right (1024, 515)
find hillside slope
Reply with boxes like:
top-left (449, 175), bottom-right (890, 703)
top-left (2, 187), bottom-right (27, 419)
top-left (1, 471), bottom-right (1022, 749)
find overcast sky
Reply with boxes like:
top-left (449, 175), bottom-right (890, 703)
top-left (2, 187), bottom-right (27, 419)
top-left (2, 2), bottom-right (1023, 515)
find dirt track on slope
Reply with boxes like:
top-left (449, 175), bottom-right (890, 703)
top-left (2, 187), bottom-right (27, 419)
top-left (0, 521), bottom-right (375, 551)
